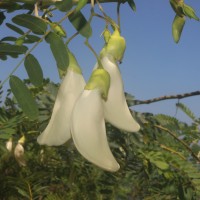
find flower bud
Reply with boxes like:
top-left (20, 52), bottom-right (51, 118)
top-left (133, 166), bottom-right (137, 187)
top-left (6, 138), bottom-right (13, 152)
top-left (102, 27), bottom-right (111, 44)
top-left (100, 29), bottom-right (126, 62)
top-left (14, 137), bottom-right (26, 167)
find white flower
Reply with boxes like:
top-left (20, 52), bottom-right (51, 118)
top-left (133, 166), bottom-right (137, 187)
top-left (6, 138), bottom-right (13, 152)
top-left (71, 89), bottom-right (120, 172)
top-left (14, 143), bottom-right (26, 167)
top-left (100, 55), bottom-right (140, 132)
top-left (37, 68), bottom-right (85, 146)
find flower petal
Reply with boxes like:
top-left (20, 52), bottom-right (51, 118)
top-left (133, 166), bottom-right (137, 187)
top-left (6, 138), bottom-right (13, 152)
top-left (14, 143), bottom-right (26, 167)
top-left (37, 69), bottom-right (85, 146)
top-left (71, 89), bottom-right (120, 172)
top-left (101, 55), bottom-right (140, 132)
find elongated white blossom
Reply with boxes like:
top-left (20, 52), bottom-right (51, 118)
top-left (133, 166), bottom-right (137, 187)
top-left (37, 69), bottom-right (85, 146)
top-left (71, 89), bottom-right (120, 172)
top-left (100, 55), bottom-right (140, 132)
top-left (14, 143), bottom-right (26, 167)
top-left (6, 138), bottom-right (13, 152)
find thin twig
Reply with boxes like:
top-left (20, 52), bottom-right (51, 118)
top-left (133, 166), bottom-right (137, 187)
top-left (155, 125), bottom-right (200, 162)
top-left (133, 91), bottom-right (200, 105)
top-left (117, 1), bottom-right (121, 32)
top-left (160, 144), bottom-right (186, 160)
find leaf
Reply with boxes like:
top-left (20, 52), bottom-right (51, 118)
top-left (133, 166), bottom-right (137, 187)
top-left (0, 43), bottom-right (27, 54)
top-left (153, 160), bottom-right (169, 170)
top-left (55, 0), bottom-right (73, 12)
top-left (25, 35), bottom-right (41, 43)
top-left (127, 0), bottom-right (136, 12)
top-left (6, 23), bottom-right (24, 35)
top-left (75, 0), bottom-right (88, 13)
top-left (1, 36), bottom-right (17, 42)
top-left (0, 12), bottom-right (6, 25)
top-left (183, 4), bottom-right (199, 21)
top-left (24, 54), bottom-right (43, 86)
top-left (12, 14), bottom-right (47, 35)
top-left (176, 102), bottom-right (197, 121)
top-left (9, 76), bottom-right (39, 120)
top-left (45, 32), bottom-right (69, 71)
top-left (69, 11), bottom-right (92, 38)
top-left (172, 14), bottom-right (185, 43)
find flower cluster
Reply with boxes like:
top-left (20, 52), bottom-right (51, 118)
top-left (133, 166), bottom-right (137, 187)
top-left (6, 135), bottom-right (26, 167)
top-left (37, 29), bottom-right (140, 172)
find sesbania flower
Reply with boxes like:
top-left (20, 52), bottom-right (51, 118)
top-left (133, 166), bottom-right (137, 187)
top-left (99, 29), bottom-right (140, 132)
top-left (37, 51), bottom-right (85, 146)
top-left (6, 138), bottom-right (13, 152)
top-left (71, 68), bottom-right (120, 172)
top-left (14, 135), bottom-right (26, 167)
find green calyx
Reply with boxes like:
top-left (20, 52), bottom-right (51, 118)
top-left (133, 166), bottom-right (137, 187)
top-left (102, 27), bottom-right (111, 44)
top-left (170, 0), bottom-right (185, 17)
top-left (67, 50), bottom-right (82, 74)
top-left (85, 68), bottom-right (110, 101)
top-left (100, 29), bottom-right (126, 62)
top-left (50, 22), bottom-right (66, 37)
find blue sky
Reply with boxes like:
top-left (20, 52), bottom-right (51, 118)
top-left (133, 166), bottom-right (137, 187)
top-left (0, 0), bottom-right (200, 123)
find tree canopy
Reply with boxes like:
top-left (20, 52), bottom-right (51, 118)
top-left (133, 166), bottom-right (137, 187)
top-left (0, 0), bottom-right (200, 199)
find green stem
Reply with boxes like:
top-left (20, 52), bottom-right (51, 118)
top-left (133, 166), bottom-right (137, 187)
top-left (84, 39), bottom-right (103, 69)
top-left (84, 8), bottom-right (103, 68)
top-left (117, 1), bottom-right (121, 32)
top-left (96, 0), bottom-right (119, 29)
top-left (66, 32), bottom-right (79, 45)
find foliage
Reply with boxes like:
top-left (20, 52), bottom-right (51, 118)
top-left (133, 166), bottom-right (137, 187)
top-left (0, 1), bottom-right (200, 199)
top-left (0, 80), bottom-right (200, 199)
top-left (0, 0), bottom-right (199, 119)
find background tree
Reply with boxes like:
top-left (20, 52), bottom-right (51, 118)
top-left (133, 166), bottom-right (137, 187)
top-left (0, 0), bottom-right (200, 199)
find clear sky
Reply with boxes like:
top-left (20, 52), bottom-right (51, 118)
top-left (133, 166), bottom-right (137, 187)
top-left (0, 0), bottom-right (200, 123)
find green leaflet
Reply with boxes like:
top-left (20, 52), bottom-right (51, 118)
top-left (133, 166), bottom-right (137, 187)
top-left (25, 35), bottom-right (41, 43)
top-left (12, 14), bottom-right (47, 35)
top-left (45, 32), bottom-right (69, 71)
top-left (24, 54), bottom-right (43, 87)
top-left (0, 12), bottom-right (6, 25)
top-left (69, 11), bottom-right (92, 38)
top-left (9, 76), bottom-right (39, 120)
top-left (145, 151), bottom-right (169, 170)
top-left (55, 0), bottom-right (73, 12)
top-left (127, 0), bottom-right (136, 12)
top-left (176, 102), bottom-right (197, 122)
top-left (1, 36), bottom-right (17, 42)
top-left (75, 0), bottom-right (88, 13)
top-left (172, 15), bottom-right (186, 43)
top-left (6, 23), bottom-right (24, 35)
top-left (0, 43), bottom-right (27, 59)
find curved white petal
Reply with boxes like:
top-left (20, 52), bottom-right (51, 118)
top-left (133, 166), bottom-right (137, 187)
top-left (37, 69), bottom-right (85, 146)
top-left (101, 55), bottom-right (140, 132)
top-left (71, 89), bottom-right (120, 172)
top-left (14, 143), bottom-right (26, 167)
top-left (6, 139), bottom-right (12, 152)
